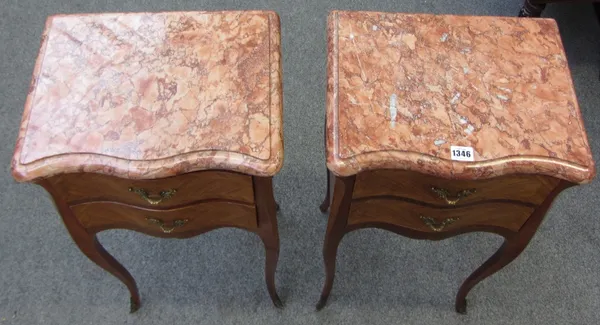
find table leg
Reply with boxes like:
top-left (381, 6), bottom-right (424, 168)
top-left (253, 176), bottom-right (283, 308)
top-left (454, 180), bottom-right (573, 314)
top-left (38, 180), bottom-right (141, 313)
top-left (316, 175), bottom-right (356, 310)
top-left (320, 169), bottom-right (332, 213)
top-left (519, 0), bottom-right (547, 17)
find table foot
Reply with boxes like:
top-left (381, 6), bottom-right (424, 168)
top-left (263, 245), bottom-right (282, 309)
top-left (319, 201), bottom-right (329, 213)
top-left (316, 295), bottom-right (329, 311)
top-left (318, 233), bottom-right (342, 311)
top-left (130, 296), bottom-right (140, 313)
top-left (455, 298), bottom-right (467, 314)
top-left (272, 295), bottom-right (284, 308)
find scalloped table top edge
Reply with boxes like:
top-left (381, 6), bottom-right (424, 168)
top-left (12, 11), bottom-right (284, 182)
top-left (325, 11), bottom-right (595, 184)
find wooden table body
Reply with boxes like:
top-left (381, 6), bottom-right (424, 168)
top-left (36, 170), bottom-right (282, 312)
top-left (317, 168), bottom-right (573, 313)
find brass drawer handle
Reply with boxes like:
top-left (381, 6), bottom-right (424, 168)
top-left (430, 187), bottom-right (476, 205)
top-left (145, 217), bottom-right (189, 233)
top-left (129, 187), bottom-right (177, 205)
top-left (419, 216), bottom-right (459, 232)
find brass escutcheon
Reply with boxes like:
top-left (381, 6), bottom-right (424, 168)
top-left (145, 217), bottom-right (189, 233)
top-left (430, 187), bottom-right (476, 205)
top-left (419, 216), bottom-right (459, 232)
top-left (129, 187), bottom-right (177, 205)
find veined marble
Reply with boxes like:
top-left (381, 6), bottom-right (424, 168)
top-left (326, 11), bottom-right (595, 183)
top-left (12, 11), bottom-right (283, 181)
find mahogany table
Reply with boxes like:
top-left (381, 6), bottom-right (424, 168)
top-left (11, 11), bottom-right (284, 312)
top-left (318, 11), bottom-right (595, 313)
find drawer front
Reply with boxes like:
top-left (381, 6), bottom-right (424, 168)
top-left (71, 201), bottom-right (257, 235)
top-left (348, 199), bottom-right (534, 233)
top-left (353, 170), bottom-right (558, 206)
top-left (48, 171), bottom-right (254, 208)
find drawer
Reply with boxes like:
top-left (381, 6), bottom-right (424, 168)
top-left (353, 170), bottom-right (558, 206)
top-left (71, 201), bottom-right (257, 235)
top-left (48, 171), bottom-right (254, 208)
top-left (348, 199), bottom-right (534, 233)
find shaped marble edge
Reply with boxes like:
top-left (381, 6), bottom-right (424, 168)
top-left (325, 11), bottom-right (596, 184)
top-left (11, 11), bottom-right (284, 182)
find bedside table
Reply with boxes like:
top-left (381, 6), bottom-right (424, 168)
top-left (318, 11), bottom-right (595, 313)
top-left (11, 11), bottom-right (284, 312)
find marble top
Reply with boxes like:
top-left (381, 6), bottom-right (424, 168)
top-left (12, 11), bottom-right (283, 182)
top-left (326, 11), bottom-right (595, 183)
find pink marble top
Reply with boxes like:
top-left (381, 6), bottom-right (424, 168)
top-left (326, 11), bottom-right (595, 183)
top-left (12, 11), bottom-right (283, 182)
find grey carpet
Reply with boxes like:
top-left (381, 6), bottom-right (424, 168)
top-left (1, 1), bottom-right (600, 324)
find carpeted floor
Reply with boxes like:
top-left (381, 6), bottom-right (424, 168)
top-left (1, 1), bottom-right (600, 324)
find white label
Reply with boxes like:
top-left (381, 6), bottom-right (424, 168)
top-left (450, 146), bottom-right (474, 162)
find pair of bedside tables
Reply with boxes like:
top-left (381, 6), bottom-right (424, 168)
top-left (11, 10), bottom-right (595, 314)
